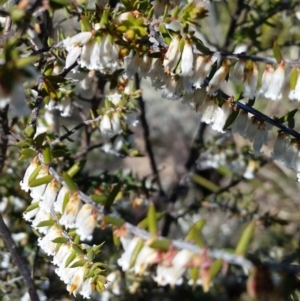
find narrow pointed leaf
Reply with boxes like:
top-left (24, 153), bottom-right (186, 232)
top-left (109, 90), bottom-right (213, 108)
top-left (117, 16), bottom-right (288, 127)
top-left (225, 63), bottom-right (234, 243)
top-left (147, 202), bottom-right (157, 235)
top-left (273, 41), bottom-right (282, 63)
top-left (235, 221), bottom-right (256, 256)
top-left (104, 182), bottom-right (122, 212)
top-left (52, 237), bottom-right (69, 244)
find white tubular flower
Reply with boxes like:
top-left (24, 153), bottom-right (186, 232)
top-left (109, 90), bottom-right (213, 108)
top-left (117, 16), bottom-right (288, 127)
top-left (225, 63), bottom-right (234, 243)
top-left (211, 101), bottom-right (232, 133)
top-left (125, 52), bottom-right (142, 79)
top-left (80, 40), bottom-right (100, 70)
top-left (289, 70), bottom-right (300, 101)
top-left (29, 166), bottom-right (49, 200)
top-left (20, 157), bottom-right (39, 192)
top-left (252, 123), bottom-right (268, 156)
top-left (40, 179), bottom-right (60, 213)
top-left (67, 266), bottom-right (86, 297)
top-left (52, 243), bottom-right (72, 266)
top-left (193, 56), bottom-right (212, 89)
top-left (134, 246), bottom-right (157, 275)
top-left (162, 75), bottom-right (183, 100)
top-left (107, 93), bottom-right (122, 106)
top-left (80, 277), bottom-right (93, 299)
top-left (264, 61), bottom-right (285, 101)
top-left (282, 142), bottom-right (298, 169)
top-left (163, 35), bottom-right (181, 73)
top-left (243, 62), bottom-right (258, 99)
top-left (272, 132), bottom-right (290, 161)
top-left (231, 109), bottom-right (248, 136)
top-left (75, 204), bottom-right (98, 241)
top-left (38, 225), bottom-right (62, 256)
top-left (54, 186), bottom-right (69, 214)
top-left (201, 97), bottom-right (218, 124)
top-left (154, 250), bottom-right (193, 287)
top-left (259, 64), bottom-right (274, 95)
top-left (32, 208), bottom-right (51, 234)
top-left (55, 254), bottom-right (80, 282)
top-left (60, 192), bottom-right (82, 229)
top-left (63, 32), bottom-right (93, 68)
top-left (243, 117), bottom-right (258, 142)
top-left (117, 237), bottom-right (140, 272)
top-left (23, 200), bottom-right (39, 221)
top-left (180, 40), bottom-right (194, 77)
top-left (206, 61), bottom-right (230, 95)
top-left (139, 55), bottom-right (153, 77)
top-left (230, 60), bottom-right (245, 84)
top-left (100, 112), bottom-right (122, 138)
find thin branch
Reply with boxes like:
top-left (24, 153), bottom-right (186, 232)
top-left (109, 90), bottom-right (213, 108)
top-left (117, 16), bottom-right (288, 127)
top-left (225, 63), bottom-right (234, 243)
top-left (134, 73), bottom-right (166, 198)
top-left (0, 210), bottom-right (40, 301)
top-left (0, 105), bottom-right (9, 173)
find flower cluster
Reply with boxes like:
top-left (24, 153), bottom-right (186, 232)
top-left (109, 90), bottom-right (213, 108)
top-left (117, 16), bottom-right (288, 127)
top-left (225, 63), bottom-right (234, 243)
top-left (115, 229), bottom-right (218, 291)
top-left (20, 156), bottom-right (104, 297)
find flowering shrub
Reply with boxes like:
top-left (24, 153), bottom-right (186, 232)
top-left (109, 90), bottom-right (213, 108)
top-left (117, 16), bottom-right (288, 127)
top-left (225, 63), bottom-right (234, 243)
top-left (1, 1), bottom-right (300, 301)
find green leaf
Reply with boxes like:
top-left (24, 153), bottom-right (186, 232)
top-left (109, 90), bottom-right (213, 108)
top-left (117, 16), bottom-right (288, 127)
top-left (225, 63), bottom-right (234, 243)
top-left (65, 251), bottom-right (76, 267)
top-left (42, 144), bottom-right (52, 164)
top-left (90, 194), bottom-right (106, 204)
top-left (28, 165), bottom-right (42, 183)
top-left (33, 132), bottom-right (46, 149)
top-left (148, 238), bottom-right (170, 251)
top-left (67, 160), bottom-right (86, 178)
top-left (72, 244), bottom-right (85, 255)
top-left (138, 212), bottom-right (164, 229)
top-left (62, 172), bottom-right (78, 192)
top-left (290, 67), bottom-right (298, 90)
top-left (273, 41), bottom-right (282, 63)
top-left (129, 239), bottom-right (144, 268)
top-left (235, 221), bottom-right (256, 256)
top-left (21, 148), bottom-right (37, 158)
top-left (36, 219), bottom-right (55, 227)
top-left (29, 175), bottom-right (53, 187)
top-left (209, 259), bottom-right (223, 280)
top-left (103, 215), bottom-right (124, 227)
top-left (80, 15), bottom-right (92, 31)
top-left (52, 237), bottom-right (69, 244)
top-left (25, 201), bottom-right (39, 212)
top-left (69, 259), bottom-right (86, 268)
top-left (278, 109), bottom-right (298, 124)
top-left (104, 182), bottom-right (122, 212)
top-left (191, 173), bottom-right (219, 192)
top-left (147, 202), bottom-right (157, 235)
top-left (51, 149), bottom-right (67, 158)
top-left (185, 225), bottom-right (204, 247)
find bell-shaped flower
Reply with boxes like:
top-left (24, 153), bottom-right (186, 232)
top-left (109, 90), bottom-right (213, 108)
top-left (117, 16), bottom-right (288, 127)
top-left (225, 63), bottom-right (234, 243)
top-left (243, 62), bottom-right (258, 99)
top-left (60, 192), bottom-right (82, 229)
top-left (139, 55), bottom-right (153, 78)
top-left (201, 97), bottom-right (218, 124)
top-left (117, 237), bottom-right (140, 272)
top-left (40, 179), bottom-right (60, 213)
top-left (231, 109), bottom-right (248, 136)
top-left (125, 52), bottom-right (142, 79)
top-left (271, 131), bottom-right (290, 161)
top-left (29, 166), bottom-right (49, 200)
top-left (23, 199), bottom-right (39, 222)
top-left (20, 157), bottom-right (39, 192)
top-left (54, 186), bottom-right (69, 214)
top-left (259, 64), bottom-right (274, 95)
top-left (63, 32), bottom-right (93, 68)
top-left (243, 117), bottom-right (259, 142)
top-left (211, 101), bottom-right (232, 133)
top-left (180, 40), bottom-right (194, 77)
top-left (282, 142), bottom-right (298, 169)
top-left (162, 75), bottom-right (183, 100)
top-left (230, 60), bottom-right (245, 84)
top-left (75, 204), bottom-right (98, 241)
top-left (251, 123), bottom-right (269, 156)
top-left (134, 245), bottom-right (158, 275)
top-left (193, 55), bottom-right (212, 88)
top-left (79, 277), bottom-right (94, 299)
top-left (243, 160), bottom-right (256, 179)
top-left (32, 208), bottom-right (51, 234)
top-left (67, 266), bottom-right (86, 296)
top-left (100, 112), bottom-right (122, 138)
top-left (289, 70), bottom-right (300, 102)
top-left (38, 225), bottom-right (63, 256)
top-left (264, 61), bottom-right (285, 101)
top-left (206, 60), bottom-right (230, 95)
top-left (52, 243), bottom-right (72, 266)
top-left (163, 35), bottom-right (182, 73)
